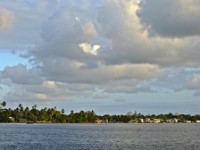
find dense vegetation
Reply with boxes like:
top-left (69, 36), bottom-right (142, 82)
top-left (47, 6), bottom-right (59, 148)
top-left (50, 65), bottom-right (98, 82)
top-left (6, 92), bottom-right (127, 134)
top-left (0, 102), bottom-right (97, 123)
top-left (1, 101), bottom-right (200, 123)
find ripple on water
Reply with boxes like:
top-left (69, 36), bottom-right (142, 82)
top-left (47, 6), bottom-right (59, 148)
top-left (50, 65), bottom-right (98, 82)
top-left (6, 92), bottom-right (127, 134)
top-left (1, 123), bottom-right (200, 150)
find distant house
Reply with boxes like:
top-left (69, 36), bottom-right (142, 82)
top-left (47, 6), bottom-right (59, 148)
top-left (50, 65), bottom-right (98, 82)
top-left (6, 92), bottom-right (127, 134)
top-left (144, 118), bottom-right (151, 123)
top-left (128, 119), bottom-right (138, 123)
top-left (96, 119), bottom-right (103, 123)
top-left (165, 119), bottom-right (172, 123)
top-left (173, 118), bottom-right (178, 123)
top-left (9, 117), bottom-right (15, 122)
top-left (152, 119), bottom-right (161, 123)
top-left (165, 118), bottom-right (178, 123)
top-left (186, 120), bottom-right (191, 123)
top-left (143, 118), bottom-right (161, 123)
top-left (139, 119), bottom-right (144, 123)
top-left (96, 119), bottom-right (108, 123)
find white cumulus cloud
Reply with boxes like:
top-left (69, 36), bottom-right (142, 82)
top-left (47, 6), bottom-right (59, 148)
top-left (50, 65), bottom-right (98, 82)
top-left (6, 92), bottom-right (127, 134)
top-left (79, 42), bottom-right (100, 56)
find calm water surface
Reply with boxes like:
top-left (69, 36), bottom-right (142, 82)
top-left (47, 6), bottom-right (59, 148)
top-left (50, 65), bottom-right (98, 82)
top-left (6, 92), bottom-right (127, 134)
top-left (0, 123), bottom-right (200, 150)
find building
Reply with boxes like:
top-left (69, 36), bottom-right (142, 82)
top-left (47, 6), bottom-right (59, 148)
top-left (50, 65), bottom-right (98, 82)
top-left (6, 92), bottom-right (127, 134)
top-left (165, 118), bottom-right (178, 123)
top-left (9, 117), bottom-right (15, 122)
top-left (128, 119), bottom-right (138, 123)
top-left (153, 119), bottom-right (161, 123)
top-left (186, 120), bottom-right (191, 123)
top-left (139, 119), bottom-right (144, 123)
top-left (144, 118), bottom-right (151, 123)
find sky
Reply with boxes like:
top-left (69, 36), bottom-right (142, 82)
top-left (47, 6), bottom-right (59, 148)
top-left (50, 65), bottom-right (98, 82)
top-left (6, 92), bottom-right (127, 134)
top-left (1, 0), bottom-right (200, 115)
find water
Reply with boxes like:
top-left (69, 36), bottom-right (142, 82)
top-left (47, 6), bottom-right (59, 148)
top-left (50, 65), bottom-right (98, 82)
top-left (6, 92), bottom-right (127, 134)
top-left (0, 123), bottom-right (200, 150)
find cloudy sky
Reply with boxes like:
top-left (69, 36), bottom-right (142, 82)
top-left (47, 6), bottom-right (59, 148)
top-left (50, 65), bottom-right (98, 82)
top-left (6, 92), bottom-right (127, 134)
top-left (1, 0), bottom-right (200, 114)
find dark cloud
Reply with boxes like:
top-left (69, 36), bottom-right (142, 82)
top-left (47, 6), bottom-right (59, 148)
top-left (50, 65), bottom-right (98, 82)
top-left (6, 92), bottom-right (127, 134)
top-left (138, 0), bottom-right (200, 37)
top-left (1, 64), bottom-right (43, 85)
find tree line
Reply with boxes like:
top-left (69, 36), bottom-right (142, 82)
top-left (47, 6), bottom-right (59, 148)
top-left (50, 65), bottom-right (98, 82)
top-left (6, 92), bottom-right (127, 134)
top-left (0, 102), bottom-right (96, 123)
top-left (1, 101), bottom-right (200, 123)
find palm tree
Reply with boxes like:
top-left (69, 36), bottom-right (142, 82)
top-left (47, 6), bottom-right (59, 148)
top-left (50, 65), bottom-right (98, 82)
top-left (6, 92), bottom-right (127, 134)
top-left (61, 109), bottom-right (65, 114)
top-left (32, 104), bottom-right (37, 110)
top-left (0, 101), bottom-right (6, 112)
top-left (18, 104), bottom-right (24, 111)
top-left (0, 101), bottom-right (6, 107)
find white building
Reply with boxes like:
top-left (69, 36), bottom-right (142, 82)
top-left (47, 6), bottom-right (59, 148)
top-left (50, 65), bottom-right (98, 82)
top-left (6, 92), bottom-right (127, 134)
top-left (153, 119), bottom-right (161, 123)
